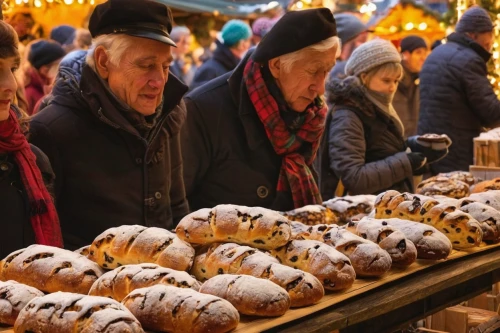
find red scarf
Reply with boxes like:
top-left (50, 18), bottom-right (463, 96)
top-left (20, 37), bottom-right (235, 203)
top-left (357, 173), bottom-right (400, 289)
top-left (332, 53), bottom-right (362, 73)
top-left (243, 59), bottom-right (326, 208)
top-left (0, 108), bottom-right (63, 247)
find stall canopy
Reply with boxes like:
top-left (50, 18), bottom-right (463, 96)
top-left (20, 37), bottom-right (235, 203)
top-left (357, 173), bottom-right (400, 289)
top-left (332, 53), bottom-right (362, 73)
top-left (157, 0), bottom-right (291, 17)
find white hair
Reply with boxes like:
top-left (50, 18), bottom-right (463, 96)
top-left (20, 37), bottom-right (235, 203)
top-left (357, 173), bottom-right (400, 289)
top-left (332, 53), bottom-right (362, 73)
top-left (280, 36), bottom-right (341, 72)
top-left (86, 34), bottom-right (135, 71)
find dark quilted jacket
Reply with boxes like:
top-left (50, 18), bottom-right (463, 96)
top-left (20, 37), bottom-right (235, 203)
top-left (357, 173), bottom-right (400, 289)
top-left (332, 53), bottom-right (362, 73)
top-left (418, 33), bottom-right (500, 174)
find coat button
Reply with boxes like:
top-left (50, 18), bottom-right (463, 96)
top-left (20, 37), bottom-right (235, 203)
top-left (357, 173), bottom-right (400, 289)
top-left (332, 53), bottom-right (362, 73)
top-left (257, 186), bottom-right (269, 199)
top-left (0, 163), bottom-right (9, 171)
top-left (155, 192), bottom-right (162, 199)
top-left (135, 158), bottom-right (143, 165)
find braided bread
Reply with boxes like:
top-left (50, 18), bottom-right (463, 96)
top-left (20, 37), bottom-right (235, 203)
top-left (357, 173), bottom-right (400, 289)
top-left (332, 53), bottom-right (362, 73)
top-left (282, 205), bottom-right (337, 225)
top-left (0, 280), bottom-right (44, 325)
top-left (122, 284), bottom-right (239, 333)
top-left (416, 176), bottom-right (469, 198)
top-left (321, 226), bottom-right (392, 277)
top-left (346, 220), bottom-right (417, 266)
top-left (459, 202), bottom-right (500, 242)
top-left (322, 195), bottom-right (376, 223)
top-left (199, 274), bottom-right (290, 316)
top-left (14, 292), bottom-right (143, 333)
top-left (0, 245), bottom-right (104, 294)
top-left (176, 205), bottom-right (291, 250)
top-left (89, 263), bottom-right (202, 301)
top-left (290, 221), bottom-right (311, 240)
top-left (191, 243), bottom-right (324, 307)
top-left (271, 239), bottom-right (356, 290)
top-left (74, 245), bottom-right (90, 257)
top-left (290, 222), bottom-right (335, 241)
top-left (88, 225), bottom-right (195, 271)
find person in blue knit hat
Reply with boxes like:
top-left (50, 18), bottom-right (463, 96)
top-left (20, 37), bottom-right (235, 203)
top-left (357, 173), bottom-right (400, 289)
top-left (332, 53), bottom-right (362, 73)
top-left (50, 25), bottom-right (76, 52)
top-left (418, 5), bottom-right (500, 174)
top-left (191, 19), bottom-right (252, 90)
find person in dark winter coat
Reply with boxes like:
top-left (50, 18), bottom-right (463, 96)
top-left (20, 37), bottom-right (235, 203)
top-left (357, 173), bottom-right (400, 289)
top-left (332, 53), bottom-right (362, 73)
top-left (319, 39), bottom-right (448, 199)
top-left (0, 20), bottom-right (63, 258)
top-left (393, 35), bottom-right (429, 138)
top-left (418, 6), bottom-right (500, 174)
top-left (29, 0), bottom-right (189, 250)
top-left (182, 8), bottom-right (340, 212)
top-left (190, 20), bottom-right (252, 90)
top-left (170, 26), bottom-right (197, 87)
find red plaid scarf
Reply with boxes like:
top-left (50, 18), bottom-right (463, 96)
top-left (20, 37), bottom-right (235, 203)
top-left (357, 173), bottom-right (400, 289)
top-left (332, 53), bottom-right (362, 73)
top-left (0, 108), bottom-right (63, 247)
top-left (244, 59), bottom-right (326, 208)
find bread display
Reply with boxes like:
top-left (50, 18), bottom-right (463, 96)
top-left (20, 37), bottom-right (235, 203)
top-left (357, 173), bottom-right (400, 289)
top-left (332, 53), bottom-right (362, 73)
top-left (416, 176), bottom-right (469, 198)
top-left (471, 178), bottom-right (500, 194)
top-left (88, 225), bottom-right (195, 271)
top-left (0, 280), bottom-right (44, 325)
top-left (321, 226), bottom-right (392, 277)
top-left (363, 218), bottom-right (452, 260)
top-left (468, 190), bottom-right (500, 211)
top-left (438, 171), bottom-right (480, 186)
top-left (74, 245), bottom-right (90, 257)
top-left (271, 240), bottom-right (356, 290)
top-left (290, 222), bottom-right (335, 242)
top-left (122, 284), bottom-right (239, 333)
top-left (14, 292), bottom-right (143, 333)
top-left (374, 191), bottom-right (416, 218)
top-left (199, 274), bottom-right (291, 316)
top-left (290, 221), bottom-right (312, 240)
top-left (0, 245), bottom-right (104, 294)
top-left (346, 220), bottom-right (417, 266)
top-left (89, 263), bottom-right (202, 302)
top-left (176, 204), bottom-right (291, 250)
top-left (282, 205), bottom-right (337, 225)
top-left (459, 202), bottom-right (500, 242)
top-left (322, 195), bottom-right (377, 223)
top-left (191, 243), bottom-right (324, 307)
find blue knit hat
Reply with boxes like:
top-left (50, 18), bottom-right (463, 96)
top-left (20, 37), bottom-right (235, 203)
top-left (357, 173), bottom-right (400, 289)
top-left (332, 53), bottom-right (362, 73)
top-left (50, 25), bottom-right (76, 46)
top-left (221, 20), bottom-right (252, 47)
top-left (455, 6), bottom-right (494, 33)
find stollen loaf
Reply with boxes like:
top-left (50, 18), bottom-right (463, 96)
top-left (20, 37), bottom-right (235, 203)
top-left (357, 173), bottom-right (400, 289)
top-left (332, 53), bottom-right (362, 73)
top-left (199, 274), bottom-right (290, 316)
top-left (14, 292), bottom-right (143, 333)
top-left (89, 263), bottom-right (202, 301)
top-left (88, 225), bottom-right (195, 271)
top-left (176, 204), bottom-right (291, 250)
top-left (191, 243), bottom-right (324, 307)
top-left (322, 195), bottom-right (376, 223)
top-left (122, 284), bottom-right (239, 333)
top-left (271, 239), bottom-right (356, 290)
top-left (282, 205), bottom-right (337, 225)
top-left (459, 202), bottom-right (500, 242)
top-left (468, 190), bottom-right (500, 211)
top-left (0, 245), bottom-right (104, 294)
top-left (0, 280), bottom-right (44, 325)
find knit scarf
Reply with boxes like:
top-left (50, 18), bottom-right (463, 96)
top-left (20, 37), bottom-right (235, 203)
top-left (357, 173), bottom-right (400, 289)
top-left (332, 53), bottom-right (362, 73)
top-left (0, 108), bottom-right (63, 247)
top-left (243, 59), bottom-right (326, 208)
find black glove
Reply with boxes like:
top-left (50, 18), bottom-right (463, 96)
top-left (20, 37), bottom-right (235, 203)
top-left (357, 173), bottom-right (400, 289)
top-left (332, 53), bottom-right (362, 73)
top-left (407, 152), bottom-right (427, 174)
top-left (406, 136), bottom-right (449, 164)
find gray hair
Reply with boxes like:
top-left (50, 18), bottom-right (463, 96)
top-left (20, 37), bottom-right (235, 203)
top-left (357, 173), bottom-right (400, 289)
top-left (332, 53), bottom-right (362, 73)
top-left (170, 26), bottom-right (191, 43)
top-left (86, 34), bottom-right (135, 71)
top-left (280, 36), bottom-right (341, 72)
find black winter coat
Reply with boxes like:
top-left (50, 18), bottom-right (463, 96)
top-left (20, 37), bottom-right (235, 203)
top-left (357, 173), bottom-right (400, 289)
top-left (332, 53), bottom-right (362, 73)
top-left (393, 65), bottom-right (420, 138)
top-left (182, 52), bottom-right (296, 212)
top-left (418, 33), bottom-right (500, 174)
top-left (0, 144), bottom-right (53, 258)
top-left (317, 77), bottom-right (413, 199)
top-left (29, 65), bottom-right (189, 250)
top-left (190, 40), bottom-right (241, 90)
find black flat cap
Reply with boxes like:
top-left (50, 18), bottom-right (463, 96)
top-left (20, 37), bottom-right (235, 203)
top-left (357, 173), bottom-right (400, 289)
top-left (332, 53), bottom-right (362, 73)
top-left (252, 8), bottom-right (337, 63)
top-left (89, 0), bottom-right (176, 47)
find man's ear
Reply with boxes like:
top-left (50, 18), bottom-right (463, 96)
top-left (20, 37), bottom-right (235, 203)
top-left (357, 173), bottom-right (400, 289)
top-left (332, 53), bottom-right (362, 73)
top-left (94, 46), bottom-right (110, 79)
top-left (268, 57), bottom-right (281, 79)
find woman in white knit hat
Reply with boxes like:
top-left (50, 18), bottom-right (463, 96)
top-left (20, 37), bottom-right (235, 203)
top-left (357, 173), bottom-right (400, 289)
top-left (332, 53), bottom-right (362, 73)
top-left (316, 38), bottom-right (449, 197)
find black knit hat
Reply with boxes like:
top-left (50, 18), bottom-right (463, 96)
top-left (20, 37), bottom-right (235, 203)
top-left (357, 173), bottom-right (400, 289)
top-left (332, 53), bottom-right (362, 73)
top-left (28, 40), bottom-right (66, 70)
top-left (334, 13), bottom-right (368, 45)
top-left (400, 35), bottom-right (427, 53)
top-left (89, 0), bottom-right (176, 47)
top-left (252, 8), bottom-right (337, 63)
top-left (455, 6), bottom-right (494, 33)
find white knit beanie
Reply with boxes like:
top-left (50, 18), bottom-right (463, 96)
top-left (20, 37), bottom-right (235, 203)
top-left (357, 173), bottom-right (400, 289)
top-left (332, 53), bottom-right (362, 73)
top-left (345, 39), bottom-right (402, 76)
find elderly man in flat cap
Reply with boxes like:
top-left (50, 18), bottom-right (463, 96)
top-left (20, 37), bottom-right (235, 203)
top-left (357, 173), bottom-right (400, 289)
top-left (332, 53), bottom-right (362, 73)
top-left (29, 0), bottom-right (189, 249)
top-left (182, 8), bottom-right (340, 211)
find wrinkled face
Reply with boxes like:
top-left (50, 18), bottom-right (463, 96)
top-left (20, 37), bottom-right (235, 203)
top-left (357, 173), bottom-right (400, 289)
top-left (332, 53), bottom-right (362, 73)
top-left (364, 69), bottom-right (401, 95)
top-left (402, 47), bottom-right (429, 73)
top-left (472, 31), bottom-right (494, 52)
top-left (271, 46), bottom-right (337, 112)
top-left (0, 56), bottom-right (19, 120)
top-left (98, 36), bottom-right (172, 116)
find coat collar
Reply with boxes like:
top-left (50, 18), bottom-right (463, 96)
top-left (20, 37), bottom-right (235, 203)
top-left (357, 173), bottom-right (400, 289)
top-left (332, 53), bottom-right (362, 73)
top-left (447, 32), bottom-right (492, 62)
top-left (213, 40), bottom-right (241, 71)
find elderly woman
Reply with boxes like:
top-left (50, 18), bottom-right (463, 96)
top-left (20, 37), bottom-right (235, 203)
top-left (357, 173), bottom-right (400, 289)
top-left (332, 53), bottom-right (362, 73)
top-left (29, 0), bottom-right (189, 250)
top-left (182, 8), bottom-right (339, 211)
top-left (318, 39), bottom-right (448, 198)
top-left (0, 21), bottom-right (62, 257)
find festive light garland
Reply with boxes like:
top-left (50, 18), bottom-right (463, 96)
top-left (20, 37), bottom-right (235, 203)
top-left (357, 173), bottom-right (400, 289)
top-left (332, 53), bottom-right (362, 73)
top-left (2, 0), bottom-right (94, 10)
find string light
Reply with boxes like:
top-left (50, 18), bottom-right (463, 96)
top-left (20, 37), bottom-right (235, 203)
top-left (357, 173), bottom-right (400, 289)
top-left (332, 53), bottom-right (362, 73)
top-left (2, 0), bottom-right (96, 9)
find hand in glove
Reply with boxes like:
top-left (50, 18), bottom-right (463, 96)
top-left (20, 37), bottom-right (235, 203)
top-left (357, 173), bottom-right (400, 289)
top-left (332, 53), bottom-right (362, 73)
top-left (407, 152), bottom-right (427, 175)
top-left (406, 134), bottom-right (451, 164)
